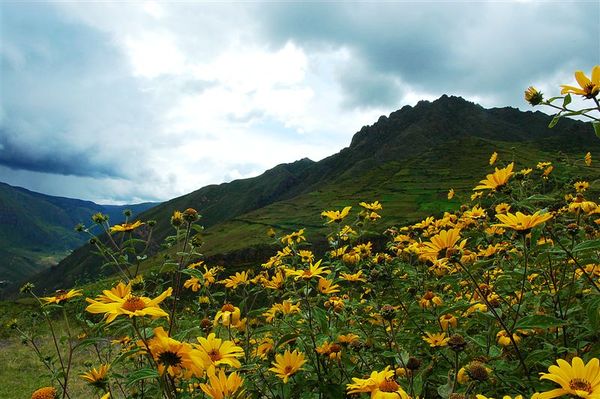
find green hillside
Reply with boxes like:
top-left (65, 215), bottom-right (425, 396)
top-left (21, 95), bottom-right (600, 293)
top-left (0, 183), bottom-right (158, 284)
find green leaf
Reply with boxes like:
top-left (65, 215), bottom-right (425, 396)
top-left (549, 113), bottom-right (561, 128)
top-left (562, 93), bottom-right (572, 107)
top-left (572, 240), bottom-right (600, 253)
top-left (594, 122), bottom-right (600, 139)
top-left (515, 314), bottom-right (564, 330)
top-left (437, 380), bottom-right (452, 399)
top-left (321, 383), bottom-right (345, 399)
top-left (126, 368), bottom-right (159, 386)
top-left (468, 335), bottom-right (487, 348)
top-left (275, 333), bottom-right (297, 349)
top-left (381, 350), bottom-right (398, 358)
top-left (586, 296), bottom-right (600, 330)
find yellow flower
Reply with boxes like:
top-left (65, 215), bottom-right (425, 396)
top-left (202, 266), bottom-right (218, 287)
top-left (537, 357), bottom-right (600, 398)
top-left (171, 210), bottom-right (184, 226)
top-left (354, 242), bottom-right (373, 258)
top-left (569, 197), bottom-right (598, 214)
top-left (489, 151), bottom-right (498, 165)
top-left (85, 286), bottom-right (172, 324)
top-left (214, 304), bottom-right (242, 327)
top-left (298, 250), bottom-right (314, 263)
top-left (317, 278), bottom-right (340, 294)
top-left (448, 188), bottom-right (455, 200)
top-left (199, 368), bottom-right (244, 399)
top-left (194, 333), bottom-right (245, 369)
top-left (366, 211), bottom-right (381, 221)
top-left (359, 201), bottom-right (383, 211)
top-left (321, 206), bottom-right (352, 223)
top-left (423, 332), bottom-right (449, 347)
top-left (220, 271), bottom-right (250, 289)
top-left (463, 205), bottom-right (487, 220)
top-left (560, 65), bottom-right (600, 98)
top-left (93, 282), bottom-right (131, 303)
top-left (100, 393), bottom-right (111, 399)
top-left (543, 165), bottom-right (554, 178)
top-left (495, 203), bottom-right (511, 215)
top-left (280, 229), bottom-right (306, 245)
top-left (288, 259), bottom-right (329, 280)
top-left (338, 225), bottom-right (357, 241)
top-left (585, 152), bottom-right (592, 166)
top-left (574, 181), bottom-right (590, 192)
top-left (254, 337), bottom-right (274, 359)
top-left (439, 314), bottom-right (458, 331)
top-left (340, 270), bottom-right (367, 283)
top-left (420, 228), bottom-right (467, 261)
top-left (520, 168), bottom-right (533, 176)
top-left (31, 387), bottom-right (57, 399)
top-left (347, 367), bottom-right (410, 399)
top-left (525, 86), bottom-right (544, 105)
top-left (263, 301), bottom-right (300, 322)
top-left (457, 367), bottom-right (470, 384)
top-left (337, 333), bottom-right (360, 345)
top-left (419, 291), bottom-right (443, 308)
top-left (109, 220), bottom-right (144, 233)
top-left (269, 349), bottom-right (306, 383)
top-left (537, 161), bottom-right (552, 170)
top-left (183, 277), bottom-right (202, 292)
top-left (496, 330), bottom-right (521, 346)
top-left (262, 270), bottom-right (287, 290)
top-left (147, 327), bottom-right (203, 378)
top-left (494, 211), bottom-right (552, 232)
top-left (474, 162), bottom-right (514, 191)
top-left (41, 289), bottom-right (82, 305)
top-left (80, 364), bottom-right (110, 388)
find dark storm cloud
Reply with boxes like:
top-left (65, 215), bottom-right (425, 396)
top-left (258, 2), bottom-right (599, 107)
top-left (0, 2), bottom-right (163, 181)
top-left (0, 129), bottom-right (122, 177)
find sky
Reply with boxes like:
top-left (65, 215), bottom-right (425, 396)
top-left (0, 1), bottom-right (598, 204)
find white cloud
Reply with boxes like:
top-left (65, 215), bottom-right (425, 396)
top-left (1, 1), bottom-right (597, 204)
top-left (124, 31), bottom-right (186, 78)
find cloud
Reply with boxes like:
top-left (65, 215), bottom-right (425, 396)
top-left (0, 1), bottom-right (597, 204)
top-left (258, 2), bottom-right (599, 107)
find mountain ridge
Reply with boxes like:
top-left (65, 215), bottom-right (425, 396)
top-left (0, 181), bottom-right (159, 284)
top-left (16, 95), bottom-right (600, 294)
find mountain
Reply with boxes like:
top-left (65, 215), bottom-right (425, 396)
top-left (22, 95), bottom-right (600, 293)
top-left (0, 182), bottom-right (158, 284)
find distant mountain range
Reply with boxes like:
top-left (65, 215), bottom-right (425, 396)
top-left (11, 95), bottom-right (600, 294)
top-left (0, 182), bottom-right (157, 284)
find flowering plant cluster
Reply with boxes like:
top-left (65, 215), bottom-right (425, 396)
top-left (525, 65), bottom-right (600, 136)
top-left (13, 67), bottom-right (600, 399)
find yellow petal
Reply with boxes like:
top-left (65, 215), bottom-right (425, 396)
top-left (591, 65), bottom-right (600, 85)
top-left (575, 71), bottom-right (591, 89)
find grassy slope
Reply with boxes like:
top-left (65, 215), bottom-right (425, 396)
top-left (0, 182), bottom-right (157, 283)
top-left (21, 96), bottom-right (600, 293)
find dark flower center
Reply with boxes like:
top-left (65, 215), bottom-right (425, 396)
top-left (569, 378), bottom-right (592, 393)
top-left (122, 296), bottom-right (146, 312)
top-left (208, 349), bottom-right (222, 362)
top-left (158, 350), bottom-right (182, 367)
top-left (379, 379), bottom-right (400, 392)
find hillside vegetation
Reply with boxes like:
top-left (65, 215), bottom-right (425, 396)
top-left (0, 182), bottom-right (157, 285)
top-left (24, 95), bottom-right (600, 293)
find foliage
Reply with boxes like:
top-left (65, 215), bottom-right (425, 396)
top-left (8, 67), bottom-right (600, 398)
top-left (11, 147), bottom-right (600, 399)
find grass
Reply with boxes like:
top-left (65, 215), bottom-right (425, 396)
top-left (0, 301), bottom-right (92, 398)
